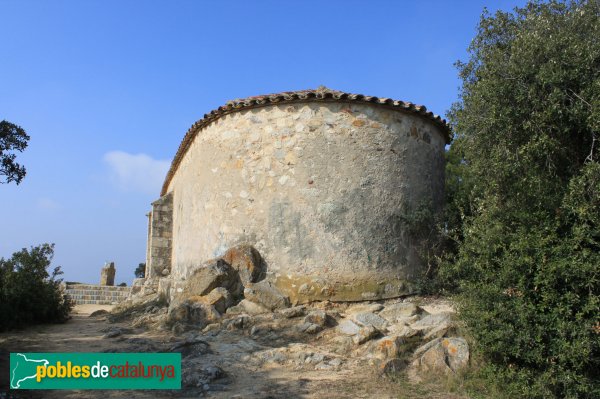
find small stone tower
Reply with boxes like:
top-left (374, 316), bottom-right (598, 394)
top-left (100, 262), bottom-right (116, 286)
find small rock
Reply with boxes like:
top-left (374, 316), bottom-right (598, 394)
top-left (188, 287), bottom-right (232, 314)
top-left (222, 244), bottom-right (265, 285)
top-left (373, 336), bottom-right (406, 360)
top-left (225, 315), bottom-right (250, 330)
top-left (423, 320), bottom-right (452, 340)
top-left (161, 268), bottom-right (170, 276)
top-left (170, 337), bottom-right (210, 359)
top-left (279, 305), bottom-right (306, 318)
top-left (89, 309), bottom-right (108, 317)
top-left (353, 325), bottom-right (379, 345)
top-left (303, 310), bottom-right (328, 327)
top-left (336, 319), bottom-right (361, 335)
top-left (202, 323), bottom-right (221, 333)
top-left (181, 362), bottom-right (226, 388)
top-left (329, 335), bottom-right (354, 355)
top-left (329, 358), bottom-right (343, 367)
top-left (379, 303), bottom-right (419, 322)
top-left (443, 337), bottom-right (469, 371)
top-left (226, 299), bottom-right (270, 315)
top-left (102, 327), bottom-right (131, 338)
top-left (167, 300), bottom-right (221, 329)
top-left (411, 313), bottom-right (452, 332)
top-left (305, 353), bottom-right (325, 364)
top-left (388, 324), bottom-right (420, 338)
top-left (353, 312), bottom-right (388, 330)
top-left (297, 322), bottom-right (323, 334)
top-left (244, 281), bottom-right (290, 311)
top-left (346, 303), bottom-right (383, 314)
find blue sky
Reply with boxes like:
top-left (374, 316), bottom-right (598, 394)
top-left (0, 0), bottom-right (527, 284)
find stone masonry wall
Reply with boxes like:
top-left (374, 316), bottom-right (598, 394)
top-left (163, 102), bottom-right (446, 302)
top-left (146, 192), bottom-right (173, 279)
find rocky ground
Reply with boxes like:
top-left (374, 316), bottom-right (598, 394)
top-left (0, 245), bottom-right (472, 398)
top-left (0, 296), bottom-right (470, 399)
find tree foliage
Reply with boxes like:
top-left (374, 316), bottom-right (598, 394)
top-left (0, 120), bottom-right (30, 185)
top-left (134, 262), bottom-right (146, 278)
top-left (439, 1), bottom-right (600, 397)
top-left (0, 244), bottom-right (73, 331)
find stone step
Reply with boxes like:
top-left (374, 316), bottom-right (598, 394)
top-left (65, 283), bottom-right (131, 305)
top-left (66, 284), bottom-right (130, 291)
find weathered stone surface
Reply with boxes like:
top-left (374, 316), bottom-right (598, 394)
top-left (379, 302), bottom-right (419, 322)
top-left (303, 310), bottom-right (328, 327)
top-left (337, 319), bottom-right (361, 336)
top-left (183, 259), bottom-right (240, 298)
top-left (279, 305), bottom-right (306, 318)
top-left (353, 325), bottom-right (379, 345)
top-left (388, 324), bottom-right (420, 338)
top-left (330, 335), bottom-right (355, 355)
top-left (157, 277), bottom-right (173, 300)
top-left (412, 337), bottom-right (469, 375)
top-left (222, 244), bottom-right (265, 285)
top-left (423, 320), bottom-right (452, 340)
top-left (346, 303), bottom-right (384, 314)
top-left (443, 337), bottom-right (469, 371)
top-left (146, 193), bottom-right (173, 279)
top-left (411, 313), bottom-right (452, 332)
top-left (297, 322), bottom-right (323, 334)
top-left (158, 95), bottom-right (448, 302)
top-left (353, 312), bottom-right (388, 330)
top-left (188, 287), bottom-right (232, 314)
top-left (100, 262), bottom-right (115, 286)
top-left (372, 336), bottom-right (405, 360)
top-left (129, 278), bottom-right (145, 297)
top-left (167, 300), bottom-right (221, 329)
top-left (244, 280), bottom-right (290, 311)
top-left (226, 299), bottom-right (269, 315)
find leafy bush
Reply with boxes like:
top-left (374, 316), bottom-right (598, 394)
top-left (0, 244), bottom-right (73, 331)
top-left (134, 262), bottom-right (146, 278)
top-left (436, 1), bottom-right (600, 397)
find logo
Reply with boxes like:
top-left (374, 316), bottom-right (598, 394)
top-left (9, 353), bottom-right (181, 390)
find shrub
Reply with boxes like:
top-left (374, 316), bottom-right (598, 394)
top-left (0, 244), bottom-right (74, 331)
top-left (436, 1), bottom-right (600, 397)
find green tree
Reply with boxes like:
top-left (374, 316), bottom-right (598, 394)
top-left (0, 244), bottom-right (73, 330)
top-left (0, 120), bottom-right (30, 184)
top-left (440, 1), bottom-right (600, 397)
top-left (134, 262), bottom-right (146, 278)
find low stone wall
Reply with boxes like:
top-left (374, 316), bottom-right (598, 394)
top-left (65, 283), bottom-right (131, 305)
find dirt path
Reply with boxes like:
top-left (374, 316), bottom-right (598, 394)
top-left (0, 304), bottom-right (467, 399)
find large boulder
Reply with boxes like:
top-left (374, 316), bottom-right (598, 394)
top-left (243, 280), bottom-right (290, 311)
top-left (222, 244), bottom-right (265, 285)
top-left (411, 337), bottom-right (469, 376)
top-left (182, 259), bottom-right (242, 299)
